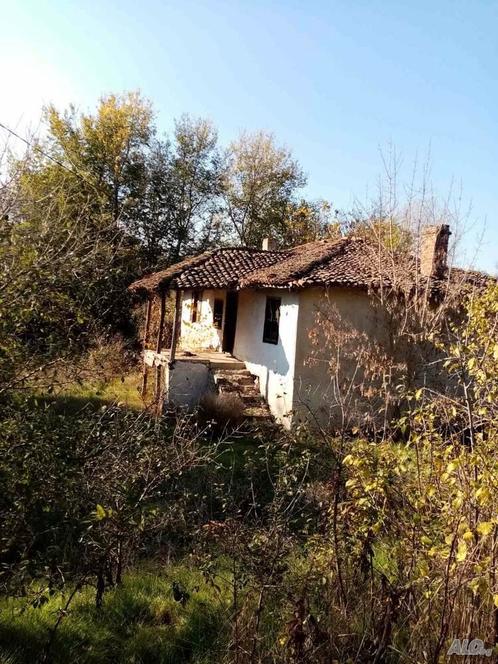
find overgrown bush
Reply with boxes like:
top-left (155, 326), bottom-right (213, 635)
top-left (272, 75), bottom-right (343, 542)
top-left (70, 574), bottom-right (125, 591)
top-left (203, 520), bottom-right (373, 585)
top-left (199, 392), bottom-right (245, 429)
top-left (0, 402), bottom-right (215, 602)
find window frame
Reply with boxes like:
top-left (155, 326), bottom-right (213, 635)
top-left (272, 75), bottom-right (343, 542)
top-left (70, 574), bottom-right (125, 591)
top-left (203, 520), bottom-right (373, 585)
top-left (262, 296), bottom-right (281, 345)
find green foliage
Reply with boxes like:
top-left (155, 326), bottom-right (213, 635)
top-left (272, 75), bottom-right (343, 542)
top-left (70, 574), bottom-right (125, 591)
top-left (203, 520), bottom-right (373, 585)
top-left (1, 90), bottom-right (497, 662)
top-left (0, 400), bottom-right (214, 597)
top-left (0, 566), bottom-right (228, 664)
top-left (222, 131), bottom-right (307, 247)
top-left (281, 199), bottom-right (339, 246)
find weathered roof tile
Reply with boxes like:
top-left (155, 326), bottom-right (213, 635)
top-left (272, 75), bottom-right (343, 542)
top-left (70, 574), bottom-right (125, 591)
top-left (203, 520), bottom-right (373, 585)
top-left (129, 247), bottom-right (286, 293)
top-left (129, 236), bottom-right (495, 294)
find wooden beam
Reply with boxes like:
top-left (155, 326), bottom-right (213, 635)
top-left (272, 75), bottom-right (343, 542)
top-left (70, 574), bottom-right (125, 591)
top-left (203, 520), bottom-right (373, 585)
top-left (155, 366), bottom-right (162, 416)
top-left (154, 290), bottom-right (167, 406)
top-left (140, 296), bottom-right (153, 397)
top-left (155, 290), bottom-right (167, 353)
top-left (169, 289), bottom-right (182, 367)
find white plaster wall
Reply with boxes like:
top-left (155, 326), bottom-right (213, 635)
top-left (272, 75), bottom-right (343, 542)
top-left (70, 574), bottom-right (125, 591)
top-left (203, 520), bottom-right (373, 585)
top-left (180, 289), bottom-right (226, 350)
top-left (293, 287), bottom-right (389, 429)
top-left (233, 289), bottom-right (299, 427)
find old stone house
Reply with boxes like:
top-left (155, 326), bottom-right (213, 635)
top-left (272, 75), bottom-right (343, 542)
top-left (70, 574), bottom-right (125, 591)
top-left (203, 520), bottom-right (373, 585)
top-left (129, 226), bottom-right (490, 429)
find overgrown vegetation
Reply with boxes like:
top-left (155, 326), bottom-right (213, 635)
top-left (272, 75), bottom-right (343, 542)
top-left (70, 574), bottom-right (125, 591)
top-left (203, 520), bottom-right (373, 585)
top-left (1, 92), bottom-right (497, 662)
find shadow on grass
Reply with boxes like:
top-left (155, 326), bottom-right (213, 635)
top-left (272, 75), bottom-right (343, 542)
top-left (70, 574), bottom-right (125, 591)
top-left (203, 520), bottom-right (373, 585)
top-left (29, 371), bottom-right (146, 417)
top-left (32, 393), bottom-right (117, 417)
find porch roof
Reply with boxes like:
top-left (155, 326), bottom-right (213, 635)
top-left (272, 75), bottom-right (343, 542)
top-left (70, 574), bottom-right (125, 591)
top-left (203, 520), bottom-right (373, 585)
top-left (129, 246), bottom-right (286, 294)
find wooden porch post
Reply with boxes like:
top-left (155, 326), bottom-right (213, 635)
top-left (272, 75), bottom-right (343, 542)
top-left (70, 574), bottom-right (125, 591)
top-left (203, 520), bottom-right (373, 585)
top-left (140, 295), bottom-right (153, 397)
top-left (169, 289), bottom-right (182, 368)
top-left (154, 289), bottom-right (167, 407)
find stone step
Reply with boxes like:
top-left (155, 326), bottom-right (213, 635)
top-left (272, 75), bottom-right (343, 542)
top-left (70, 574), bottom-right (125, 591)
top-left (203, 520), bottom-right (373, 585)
top-left (217, 383), bottom-right (240, 394)
top-left (243, 405), bottom-right (273, 420)
top-left (212, 365), bottom-right (274, 425)
top-left (239, 388), bottom-right (261, 397)
top-left (215, 379), bottom-right (256, 392)
top-left (239, 394), bottom-right (264, 406)
top-left (218, 385), bottom-right (261, 399)
top-left (209, 359), bottom-right (246, 370)
top-left (226, 369), bottom-right (253, 374)
top-left (214, 374), bottom-right (254, 386)
top-left (214, 368), bottom-right (252, 376)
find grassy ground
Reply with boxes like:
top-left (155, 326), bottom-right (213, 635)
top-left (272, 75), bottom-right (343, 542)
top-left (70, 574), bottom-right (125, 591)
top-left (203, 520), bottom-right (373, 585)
top-left (2, 359), bottom-right (332, 663)
top-left (65, 371), bottom-right (145, 410)
top-left (33, 371), bottom-right (145, 416)
top-left (0, 565), bottom-right (231, 664)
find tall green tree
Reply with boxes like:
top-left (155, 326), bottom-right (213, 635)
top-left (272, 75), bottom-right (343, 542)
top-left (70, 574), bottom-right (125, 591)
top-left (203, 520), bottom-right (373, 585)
top-left (221, 131), bottom-right (306, 247)
top-left (44, 91), bottom-right (153, 227)
top-left (0, 148), bottom-right (122, 394)
top-left (8, 93), bottom-right (157, 356)
top-left (132, 115), bottom-right (223, 265)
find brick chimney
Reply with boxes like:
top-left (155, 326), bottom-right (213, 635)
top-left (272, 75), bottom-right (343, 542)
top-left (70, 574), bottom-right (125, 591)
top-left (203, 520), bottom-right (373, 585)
top-left (262, 237), bottom-right (276, 251)
top-left (420, 225), bottom-right (451, 278)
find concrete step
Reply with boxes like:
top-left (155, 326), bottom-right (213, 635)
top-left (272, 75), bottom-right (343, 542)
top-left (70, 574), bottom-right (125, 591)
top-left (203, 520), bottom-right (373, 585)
top-left (214, 374), bottom-right (254, 386)
top-left (216, 370), bottom-right (252, 379)
top-left (217, 384), bottom-right (240, 394)
top-left (214, 368), bottom-right (252, 375)
top-left (210, 359), bottom-right (246, 370)
top-left (212, 365), bottom-right (274, 424)
top-left (218, 385), bottom-right (261, 399)
top-left (239, 388), bottom-right (261, 397)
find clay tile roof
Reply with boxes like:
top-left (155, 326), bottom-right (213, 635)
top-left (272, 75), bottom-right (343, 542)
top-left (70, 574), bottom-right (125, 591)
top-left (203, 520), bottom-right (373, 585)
top-left (447, 266), bottom-right (497, 290)
top-left (129, 247), bottom-right (286, 293)
top-left (239, 236), bottom-right (389, 289)
top-left (130, 236), bottom-right (495, 295)
top-left (128, 250), bottom-right (216, 293)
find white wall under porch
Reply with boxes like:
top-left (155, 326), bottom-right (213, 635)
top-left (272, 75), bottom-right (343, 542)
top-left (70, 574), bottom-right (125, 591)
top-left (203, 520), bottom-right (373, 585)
top-left (180, 289), bottom-right (227, 351)
top-left (233, 289), bottom-right (299, 428)
top-left (144, 349), bottom-right (245, 411)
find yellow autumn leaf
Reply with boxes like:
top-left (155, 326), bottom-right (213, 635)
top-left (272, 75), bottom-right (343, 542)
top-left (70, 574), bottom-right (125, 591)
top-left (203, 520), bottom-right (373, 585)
top-left (475, 486), bottom-right (491, 506)
top-left (494, 595), bottom-right (498, 608)
top-left (477, 522), bottom-right (494, 538)
top-left (456, 539), bottom-right (467, 562)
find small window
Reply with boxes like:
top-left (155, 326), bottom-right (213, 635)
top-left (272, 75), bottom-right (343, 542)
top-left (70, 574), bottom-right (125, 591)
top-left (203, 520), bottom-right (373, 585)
top-left (191, 291), bottom-right (200, 323)
top-left (213, 298), bottom-right (224, 329)
top-left (263, 297), bottom-right (281, 344)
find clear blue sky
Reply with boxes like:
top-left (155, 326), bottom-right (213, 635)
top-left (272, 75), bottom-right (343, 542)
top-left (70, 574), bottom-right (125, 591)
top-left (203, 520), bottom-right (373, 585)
top-left (2, 0), bottom-right (497, 272)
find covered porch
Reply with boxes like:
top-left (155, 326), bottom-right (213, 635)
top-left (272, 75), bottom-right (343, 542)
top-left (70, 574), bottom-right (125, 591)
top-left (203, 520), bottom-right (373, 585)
top-left (144, 348), bottom-right (245, 371)
top-left (128, 243), bottom-right (284, 415)
top-left (138, 287), bottom-right (243, 410)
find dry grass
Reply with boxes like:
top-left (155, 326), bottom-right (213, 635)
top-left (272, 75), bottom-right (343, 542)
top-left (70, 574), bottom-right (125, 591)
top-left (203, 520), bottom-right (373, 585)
top-left (199, 391), bottom-right (245, 427)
